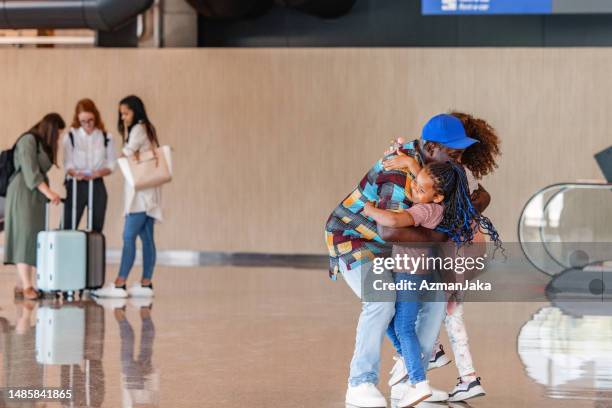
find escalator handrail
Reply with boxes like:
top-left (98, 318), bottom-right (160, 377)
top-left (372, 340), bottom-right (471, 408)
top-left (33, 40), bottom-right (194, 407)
top-left (518, 182), bottom-right (612, 276)
top-left (539, 186), bottom-right (572, 271)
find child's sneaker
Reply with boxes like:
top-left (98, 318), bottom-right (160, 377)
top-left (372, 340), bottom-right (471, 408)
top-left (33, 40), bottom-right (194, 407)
top-left (389, 355), bottom-right (407, 386)
top-left (397, 380), bottom-right (432, 408)
top-left (389, 354), bottom-right (403, 375)
top-left (428, 344), bottom-right (451, 370)
top-left (448, 377), bottom-right (486, 402)
top-left (391, 382), bottom-right (448, 402)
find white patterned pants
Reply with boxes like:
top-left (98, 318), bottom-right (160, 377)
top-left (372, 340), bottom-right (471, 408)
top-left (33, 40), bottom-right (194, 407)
top-left (433, 301), bottom-right (475, 377)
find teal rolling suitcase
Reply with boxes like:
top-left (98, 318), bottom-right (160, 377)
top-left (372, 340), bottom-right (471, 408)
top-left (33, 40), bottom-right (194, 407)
top-left (36, 190), bottom-right (86, 295)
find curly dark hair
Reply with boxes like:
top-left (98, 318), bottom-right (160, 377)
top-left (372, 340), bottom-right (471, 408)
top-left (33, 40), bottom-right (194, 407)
top-left (450, 111), bottom-right (501, 179)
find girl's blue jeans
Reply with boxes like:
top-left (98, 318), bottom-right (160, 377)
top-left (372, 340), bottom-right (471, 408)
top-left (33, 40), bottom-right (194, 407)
top-left (118, 212), bottom-right (156, 281)
top-left (393, 272), bottom-right (431, 384)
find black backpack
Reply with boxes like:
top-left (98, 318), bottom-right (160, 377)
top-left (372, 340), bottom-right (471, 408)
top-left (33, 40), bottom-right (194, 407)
top-left (0, 147), bottom-right (16, 197)
top-left (0, 134), bottom-right (40, 197)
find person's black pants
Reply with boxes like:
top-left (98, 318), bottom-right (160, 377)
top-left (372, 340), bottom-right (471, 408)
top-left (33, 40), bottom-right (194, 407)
top-left (64, 178), bottom-right (107, 232)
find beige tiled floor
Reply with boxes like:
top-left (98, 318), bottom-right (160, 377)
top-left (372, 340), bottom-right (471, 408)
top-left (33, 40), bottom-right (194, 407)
top-left (0, 265), bottom-right (609, 407)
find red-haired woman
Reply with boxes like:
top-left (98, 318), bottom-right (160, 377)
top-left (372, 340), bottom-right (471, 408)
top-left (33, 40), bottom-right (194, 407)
top-left (63, 98), bottom-right (117, 232)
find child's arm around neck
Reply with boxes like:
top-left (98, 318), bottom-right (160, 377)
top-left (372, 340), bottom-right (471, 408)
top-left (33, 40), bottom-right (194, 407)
top-left (362, 202), bottom-right (416, 228)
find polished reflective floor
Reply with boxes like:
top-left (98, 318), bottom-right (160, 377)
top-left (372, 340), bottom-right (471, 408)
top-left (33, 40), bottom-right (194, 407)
top-left (0, 265), bottom-right (610, 407)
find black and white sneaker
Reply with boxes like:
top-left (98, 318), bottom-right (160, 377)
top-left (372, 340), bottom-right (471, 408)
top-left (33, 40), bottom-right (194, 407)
top-left (448, 377), bottom-right (486, 402)
top-left (427, 344), bottom-right (451, 370)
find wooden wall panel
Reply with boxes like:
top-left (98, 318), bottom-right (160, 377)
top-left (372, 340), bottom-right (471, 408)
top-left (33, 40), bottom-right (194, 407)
top-left (0, 48), bottom-right (608, 253)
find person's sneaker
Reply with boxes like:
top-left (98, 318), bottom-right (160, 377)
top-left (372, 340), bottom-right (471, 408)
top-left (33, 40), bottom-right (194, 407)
top-left (94, 297), bottom-right (128, 310)
top-left (391, 383), bottom-right (448, 402)
top-left (92, 284), bottom-right (128, 299)
top-left (424, 387), bottom-right (448, 403)
top-left (388, 356), bottom-right (407, 386)
top-left (389, 355), bottom-right (402, 375)
top-left (427, 344), bottom-right (451, 370)
top-left (345, 383), bottom-right (387, 407)
top-left (127, 284), bottom-right (154, 298)
top-left (397, 381), bottom-right (432, 408)
top-left (448, 377), bottom-right (486, 402)
top-left (129, 297), bottom-right (153, 309)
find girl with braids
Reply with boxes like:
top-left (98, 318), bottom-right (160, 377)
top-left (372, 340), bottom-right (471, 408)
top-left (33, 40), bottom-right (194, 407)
top-left (362, 161), bottom-right (501, 408)
top-left (380, 112), bottom-right (502, 403)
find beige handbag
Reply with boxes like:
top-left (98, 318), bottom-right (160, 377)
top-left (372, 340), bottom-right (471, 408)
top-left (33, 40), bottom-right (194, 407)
top-left (124, 146), bottom-right (172, 191)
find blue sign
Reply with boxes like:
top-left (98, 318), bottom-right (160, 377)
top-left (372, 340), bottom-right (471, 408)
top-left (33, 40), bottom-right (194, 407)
top-left (422, 0), bottom-right (553, 15)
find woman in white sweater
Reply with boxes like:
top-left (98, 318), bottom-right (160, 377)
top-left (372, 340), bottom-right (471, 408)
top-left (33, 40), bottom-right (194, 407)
top-left (94, 95), bottom-right (161, 299)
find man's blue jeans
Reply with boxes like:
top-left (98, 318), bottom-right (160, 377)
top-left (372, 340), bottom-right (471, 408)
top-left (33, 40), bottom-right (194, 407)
top-left (341, 260), bottom-right (395, 386)
top-left (118, 212), bottom-right (156, 281)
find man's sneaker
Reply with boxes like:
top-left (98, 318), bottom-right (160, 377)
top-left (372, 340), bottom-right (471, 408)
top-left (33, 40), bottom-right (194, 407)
top-left (427, 344), bottom-right (451, 370)
top-left (391, 383), bottom-right (448, 402)
top-left (92, 285), bottom-right (128, 298)
top-left (397, 381), bottom-right (432, 408)
top-left (388, 356), bottom-right (407, 386)
top-left (345, 383), bottom-right (387, 408)
top-left (448, 377), bottom-right (486, 402)
top-left (127, 284), bottom-right (154, 298)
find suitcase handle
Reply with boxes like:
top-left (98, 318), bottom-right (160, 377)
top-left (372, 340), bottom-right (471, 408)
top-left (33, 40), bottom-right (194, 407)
top-left (72, 177), bottom-right (77, 230)
top-left (88, 178), bottom-right (93, 232)
top-left (45, 198), bottom-right (66, 231)
top-left (69, 177), bottom-right (95, 231)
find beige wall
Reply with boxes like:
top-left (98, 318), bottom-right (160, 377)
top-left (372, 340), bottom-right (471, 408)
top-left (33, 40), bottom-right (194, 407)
top-left (0, 48), bottom-right (609, 253)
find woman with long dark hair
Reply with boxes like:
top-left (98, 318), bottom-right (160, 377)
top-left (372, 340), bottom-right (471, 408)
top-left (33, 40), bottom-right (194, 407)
top-left (94, 96), bottom-right (161, 299)
top-left (4, 113), bottom-right (65, 300)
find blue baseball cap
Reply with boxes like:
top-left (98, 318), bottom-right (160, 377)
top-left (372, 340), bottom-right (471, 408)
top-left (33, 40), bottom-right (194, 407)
top-left (421, 114), bottom-right (478, 149)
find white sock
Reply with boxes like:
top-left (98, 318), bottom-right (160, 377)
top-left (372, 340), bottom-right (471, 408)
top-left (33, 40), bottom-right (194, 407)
top-left (461, 374), bottom-right (477, 384)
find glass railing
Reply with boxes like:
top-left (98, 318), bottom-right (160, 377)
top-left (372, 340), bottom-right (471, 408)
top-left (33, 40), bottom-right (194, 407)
top-left (518, 182), bottom-right (612, 276)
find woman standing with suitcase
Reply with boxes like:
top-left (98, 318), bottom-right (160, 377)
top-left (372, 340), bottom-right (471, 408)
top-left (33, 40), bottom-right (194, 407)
top-left (94, 96), bottom-right (161, 299)
top-left (63, 98), bottom-right (117, 232)
top-left (4, 113), bottom-right (65, 300)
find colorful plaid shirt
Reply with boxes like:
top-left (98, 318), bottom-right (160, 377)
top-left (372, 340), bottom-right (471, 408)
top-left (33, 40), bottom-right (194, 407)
top-left (324, 140), bottom-right (425, 279)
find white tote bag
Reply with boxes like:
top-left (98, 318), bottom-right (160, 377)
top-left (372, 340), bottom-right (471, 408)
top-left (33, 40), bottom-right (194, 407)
top-left (118, 145), bottom-right (173, 190)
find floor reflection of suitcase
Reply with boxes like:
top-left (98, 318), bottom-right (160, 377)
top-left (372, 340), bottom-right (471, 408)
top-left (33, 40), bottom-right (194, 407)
top-left (36, 302), bottom-right (105, 407)
top-left (35, 305), bottom-right (85, 365)
top-left (84, 300), bottom-right (105, 361)
top-left (61, 360), bottom-right (105, 408)
top-left (36, 196), bottom-right (86, 294)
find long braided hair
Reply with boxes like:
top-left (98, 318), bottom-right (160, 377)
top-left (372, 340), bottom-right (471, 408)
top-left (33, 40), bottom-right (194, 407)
top-left (425, 162), bottom-right (502, 251)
